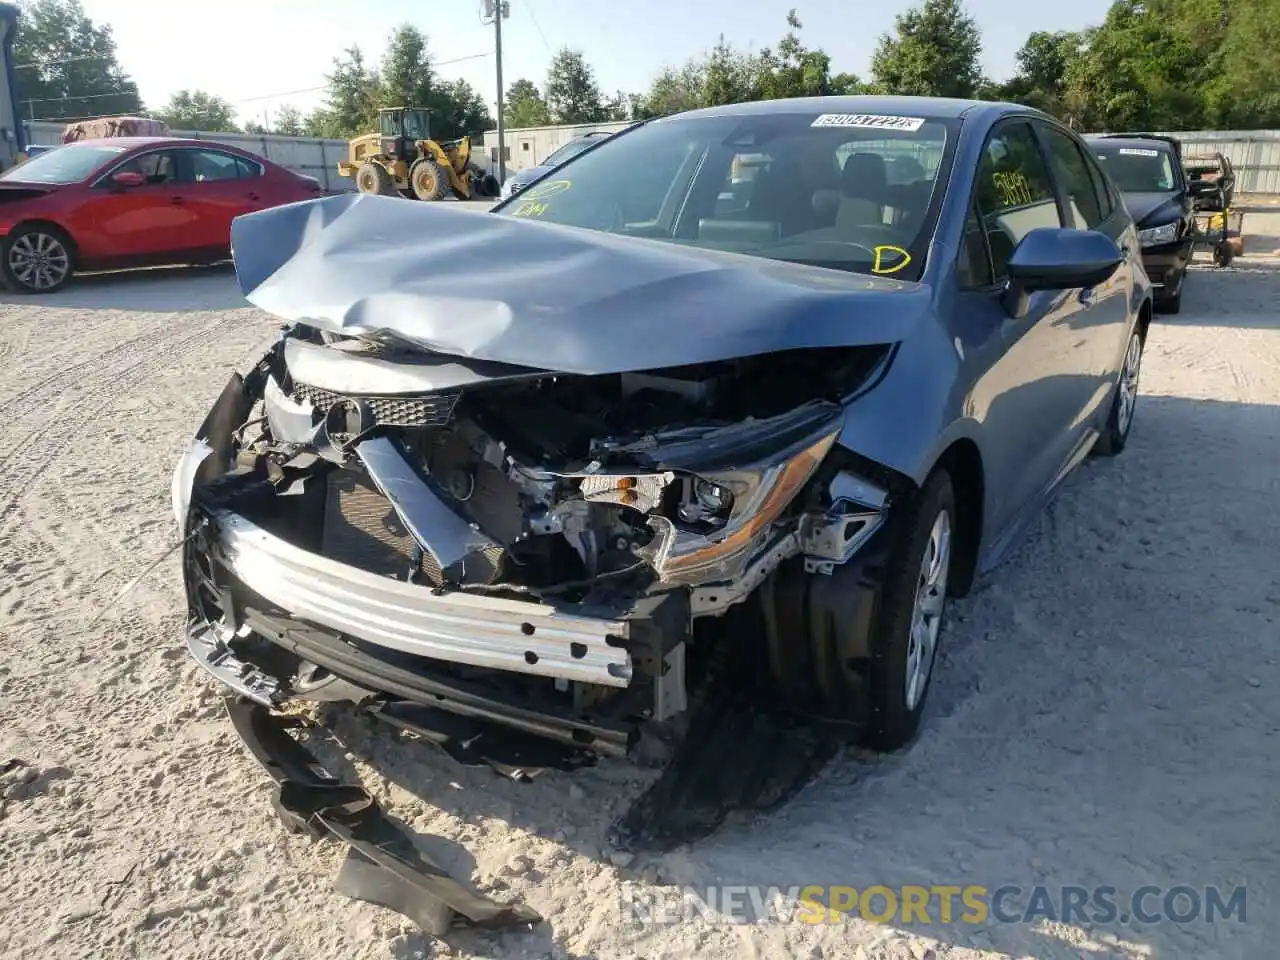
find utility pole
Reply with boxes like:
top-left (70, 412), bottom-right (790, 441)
top-left (482, 0), bottom-right (509, 185)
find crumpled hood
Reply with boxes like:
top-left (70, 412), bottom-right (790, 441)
top-left (231, 193), bottom-right (930, 376)
top-left (1123, 191), bottom-right (1183, 227)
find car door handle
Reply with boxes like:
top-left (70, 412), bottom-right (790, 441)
top-left (247, 192), bottom-right (261, 201)
top-left (170, 196), bottom-right (185, 205)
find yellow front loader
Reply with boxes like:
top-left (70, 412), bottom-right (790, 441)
top-left (336, 107), bottom-right (498, 201)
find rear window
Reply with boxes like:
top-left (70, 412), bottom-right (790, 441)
top-left (1092, 143), bottom-right (1178, 193)
top-left (1, 144), bottom-right (128, 184)
top-left (496, 111), bottom-right (953, 281)
top-left (544, 137), bottom-right (602, 167)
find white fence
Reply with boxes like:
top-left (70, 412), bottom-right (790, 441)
top-left (1157, 130), bottom-right (1280, 195)
top-left (23, 121), bottom-right (356, 192)
top-left (20, 119), bottom-right (1280, 197)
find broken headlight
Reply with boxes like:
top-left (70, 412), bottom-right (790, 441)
top-left (642, 427), bottom-right (840, 585)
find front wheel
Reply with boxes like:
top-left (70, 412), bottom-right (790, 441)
top-left (864, 469), bottom-right (956, 751)
top-left (2, 224), bottom-right (76, 294)
top-left (1093, 327), bottom-right (1144, 456)
top-left (354, 162), bottom-right (395, 196)
top-left (1155, 268), bottom-right (1184, 315)
top-left (410, 159), bottom-right (450, 201)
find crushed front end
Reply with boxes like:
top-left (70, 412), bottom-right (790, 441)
top-left (175, 327), bottom-right (897, 763)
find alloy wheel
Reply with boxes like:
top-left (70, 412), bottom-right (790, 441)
top-left (1116, 332), bottom-right (1143, 438)
top-left (9, 232), bottom-right (70, 291)
top-left (905, 508), bottom-right (951, 711)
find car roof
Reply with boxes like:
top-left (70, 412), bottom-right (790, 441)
top-left (669, 94), bottom-right (1032, 122)
top-left (1085, 134), bottom-right (1180, 153)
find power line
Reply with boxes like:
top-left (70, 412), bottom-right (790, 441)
top-left (20, 50), bottom-right (497, 111)
top-left (517, 0), bottom-right (554, 55)
top-left (16, 53), bottom-right (115, 69)
top-left (227, 52), bottom-right (495, 105)
top-left (20, 89), bottom-right (135, 104)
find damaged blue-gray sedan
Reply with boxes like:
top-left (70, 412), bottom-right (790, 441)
top-left (172, 96), bottom-right (1151, 913)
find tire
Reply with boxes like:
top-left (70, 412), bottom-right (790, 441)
top-left (1155, 268), bottom-right (1184, 315)
top-left (472, 172), bottom-right (499, 198)
top-left (1093, 326), bottom-right (1144, 457)
top-left (1, 223), bottom-right (76, 294)
top-left (354, 162), bottom-right (395, 196)
top-left (1213, 243), bottom-right (1233, 268)
top-left (864, 468), bottom-right (956, 751)
top-left (409, 159), bottom-right (449, 201)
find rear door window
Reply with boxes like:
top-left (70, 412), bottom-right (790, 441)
top-left (1040, 125), bottom-right (1106, 229)
top-left (974, 121), bottom-right (1062, 279)
top-left (184, 149), bottom-right (257, 182)
top-left (115, 150), bottom-right (179, 185)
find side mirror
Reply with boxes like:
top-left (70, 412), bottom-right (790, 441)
top-left (111, 170), bottom-right (145, 188)
top-left (1002, 227), bottom-right (1122, 317)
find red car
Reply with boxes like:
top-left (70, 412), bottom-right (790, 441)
top-left (0, 137), bottom-right (324, 293)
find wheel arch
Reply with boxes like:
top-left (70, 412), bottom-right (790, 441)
top-left (932, 436), bottom-right (984, 598)
top-left (1137, 296), bottom-right (1153, 343)
top-left (7, 218), bottom-right (78, 256)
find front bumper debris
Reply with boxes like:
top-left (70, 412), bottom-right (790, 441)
top-left (210, 510), bottom-right (633, 688)
top-left (186, 602), bottom-right (637, 756)
top-left (225, 697), bottom-right (542, 934)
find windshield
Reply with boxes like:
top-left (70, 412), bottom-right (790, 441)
top-left (1, 144), bottom-right (128, 184)
top-left (1092, 144), bottom-right (1178, 193)
top-left (544, 136), bottom-right (603, 167)
top-left (495, 111), bottom-right (953, 280)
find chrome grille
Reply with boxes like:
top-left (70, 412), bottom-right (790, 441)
top-left (291, 382), bottom-right (460, 428)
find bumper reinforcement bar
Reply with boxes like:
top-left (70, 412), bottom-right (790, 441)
top-left (225, 697), bottom-right (542, 935)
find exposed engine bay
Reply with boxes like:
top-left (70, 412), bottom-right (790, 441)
top-left (244, 329), bottom-right (894, 608)
top-left (176, 326), bottom-right (896, 785)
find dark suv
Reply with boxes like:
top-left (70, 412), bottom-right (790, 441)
top-left (1088, 134), bottom-right (1198, 314)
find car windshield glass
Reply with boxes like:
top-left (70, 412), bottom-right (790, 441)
top-left (544, 137), bottom-right (600, 166)
top-left (1093, 144), bottom-right (1177, 192)
top-left (0, 144), bottom-right (128, 184)
top-left (495, 111), bottom-right (953, 280)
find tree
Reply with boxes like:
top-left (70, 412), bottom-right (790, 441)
top-left (1060, 1), bottom-right (1210, 131)
top-left (998, 30), bottom-right (1084, 115)
top-left (545, 48), bottom-right (607, 124)
top-left (830, 72), bottom-right (863, 95)
top-left (306, 45), bottom-right (381, 138)
top-left (757, 10), bottom-right (843, 100)
top-left (274, 105), bottom-right (304, 137)
top-left (427, 78), bottom-right (492, 140)
top-left (702, 36), bottom-right (759, 105)
top-left (504, 78), bottom-right (550, 128)
top-left (380, 25), bottom-right (432, 109)
top-left (871, 0), bottom-right (984, 99)
top-left (1213, 0), bottom-right (1280, 126)
top-left (603, 90), bottom-right (634, 122)
top-left (157, 90), bottom-right (239, 132)
top-left (638, 62), bottom-right (707, 119)
top-left (12, 0), bottom-right (142, 120)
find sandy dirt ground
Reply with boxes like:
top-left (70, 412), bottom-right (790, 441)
top-left (1, 219), bottom-right (1278, 960)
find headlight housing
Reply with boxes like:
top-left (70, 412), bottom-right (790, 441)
top-left (1138, 221), bottom-right (1179, 247)
top-left (640, 421), bottom-right (841, 585)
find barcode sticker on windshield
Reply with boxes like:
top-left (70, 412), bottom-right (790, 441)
top-left (1119, 148), bottom-right (1160, 157)
top-left (811, 113), bottom-right (926, 131)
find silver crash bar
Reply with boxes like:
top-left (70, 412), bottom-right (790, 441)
top-left (208, 511), bottom-right (633, 687)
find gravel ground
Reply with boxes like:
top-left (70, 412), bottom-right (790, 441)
top-left (1, 222), bottom-right (1278, 960)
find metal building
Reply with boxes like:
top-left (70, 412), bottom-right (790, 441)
top-left (480, 120), bottom-right (633, 174)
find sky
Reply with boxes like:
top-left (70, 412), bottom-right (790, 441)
top-left (74, 0), bottom-right (1115, 127)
